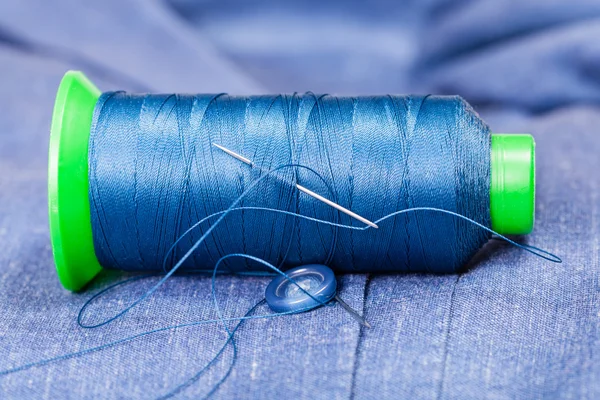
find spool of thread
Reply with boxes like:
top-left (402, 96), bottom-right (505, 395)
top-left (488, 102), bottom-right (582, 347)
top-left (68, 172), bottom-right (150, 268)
top-left (49, 71), bottom-right (535, 291)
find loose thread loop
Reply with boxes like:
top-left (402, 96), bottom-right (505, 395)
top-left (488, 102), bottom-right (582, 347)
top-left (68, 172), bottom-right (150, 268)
top-left (1, 163), bottom-right (561, 398)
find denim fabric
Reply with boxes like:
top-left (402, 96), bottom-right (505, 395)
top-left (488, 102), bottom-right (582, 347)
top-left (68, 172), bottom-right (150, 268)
top-left (0, 1), bottom-right (599, 399)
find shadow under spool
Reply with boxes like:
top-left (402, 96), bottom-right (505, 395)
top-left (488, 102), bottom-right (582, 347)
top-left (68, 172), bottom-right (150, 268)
top-left (49, 71), bottom-right (535, 291)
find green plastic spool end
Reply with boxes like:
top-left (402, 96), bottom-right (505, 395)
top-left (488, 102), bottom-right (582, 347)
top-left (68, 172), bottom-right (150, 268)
top-left (48, 71), bottom-right (536, 291)
top-left (49, 71), bottom-right (102, 291)
top-left (490, 133), bottom-right (535, 236)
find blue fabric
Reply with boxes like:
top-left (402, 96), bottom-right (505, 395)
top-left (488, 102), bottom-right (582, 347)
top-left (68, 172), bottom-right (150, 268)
top-left (0, 0), bottom-right (598, 398)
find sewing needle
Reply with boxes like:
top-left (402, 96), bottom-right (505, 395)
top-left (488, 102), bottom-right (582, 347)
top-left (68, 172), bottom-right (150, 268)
top-left (335, 295), bottom-right (371, 328)
top-left (212, 143), bottom-right (379, 229)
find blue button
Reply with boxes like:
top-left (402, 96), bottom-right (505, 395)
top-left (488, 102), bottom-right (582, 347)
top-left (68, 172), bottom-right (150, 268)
top-left (265, 264), bottom-right (337, 313)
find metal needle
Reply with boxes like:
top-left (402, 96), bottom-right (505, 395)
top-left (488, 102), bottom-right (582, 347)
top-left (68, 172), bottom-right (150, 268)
top-left (212, 143), bottom-right (379, 229)
top-left (213, 143), bottom-right (253, 166)
top-left (335, 295), bottom-right (371, 328)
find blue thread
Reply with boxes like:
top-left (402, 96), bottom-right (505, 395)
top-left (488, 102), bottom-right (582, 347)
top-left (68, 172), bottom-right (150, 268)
top-left (0, 200), bottom-right (560, 397)
top-left (82, 93), bottom-right (558, 397)
top-left (0, 93), bottom-right (562, 398)
top-left (0, 190), bottom-right (562, 398)
top-left (89, 93), bottom-right (491, 275)
top-left (1, 251), bottom-right (341, 399)
top-left (77, 202), bottom-right (560, 329)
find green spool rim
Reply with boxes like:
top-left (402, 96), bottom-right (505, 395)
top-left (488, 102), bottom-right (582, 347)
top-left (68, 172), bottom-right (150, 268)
top-left (490, 134), bottom-right (536, 236)
top-left (49, 71), bottom-right (102, 291)
top-left (48, 71), bottom-right (536, 291)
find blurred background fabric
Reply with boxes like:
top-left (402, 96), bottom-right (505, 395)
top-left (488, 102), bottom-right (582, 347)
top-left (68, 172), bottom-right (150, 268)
top-left (1, 0), bottom-right (599, 398)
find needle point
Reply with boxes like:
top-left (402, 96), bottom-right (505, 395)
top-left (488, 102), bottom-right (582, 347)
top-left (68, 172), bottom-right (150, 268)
top-left (335, 295), bottom-right (371, 328)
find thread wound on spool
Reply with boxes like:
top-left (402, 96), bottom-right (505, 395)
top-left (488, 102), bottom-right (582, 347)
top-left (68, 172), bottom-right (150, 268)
top-left (88, 92), bottom-right (491, 275)
top-left (34, 73), bottom-right (558, 398)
